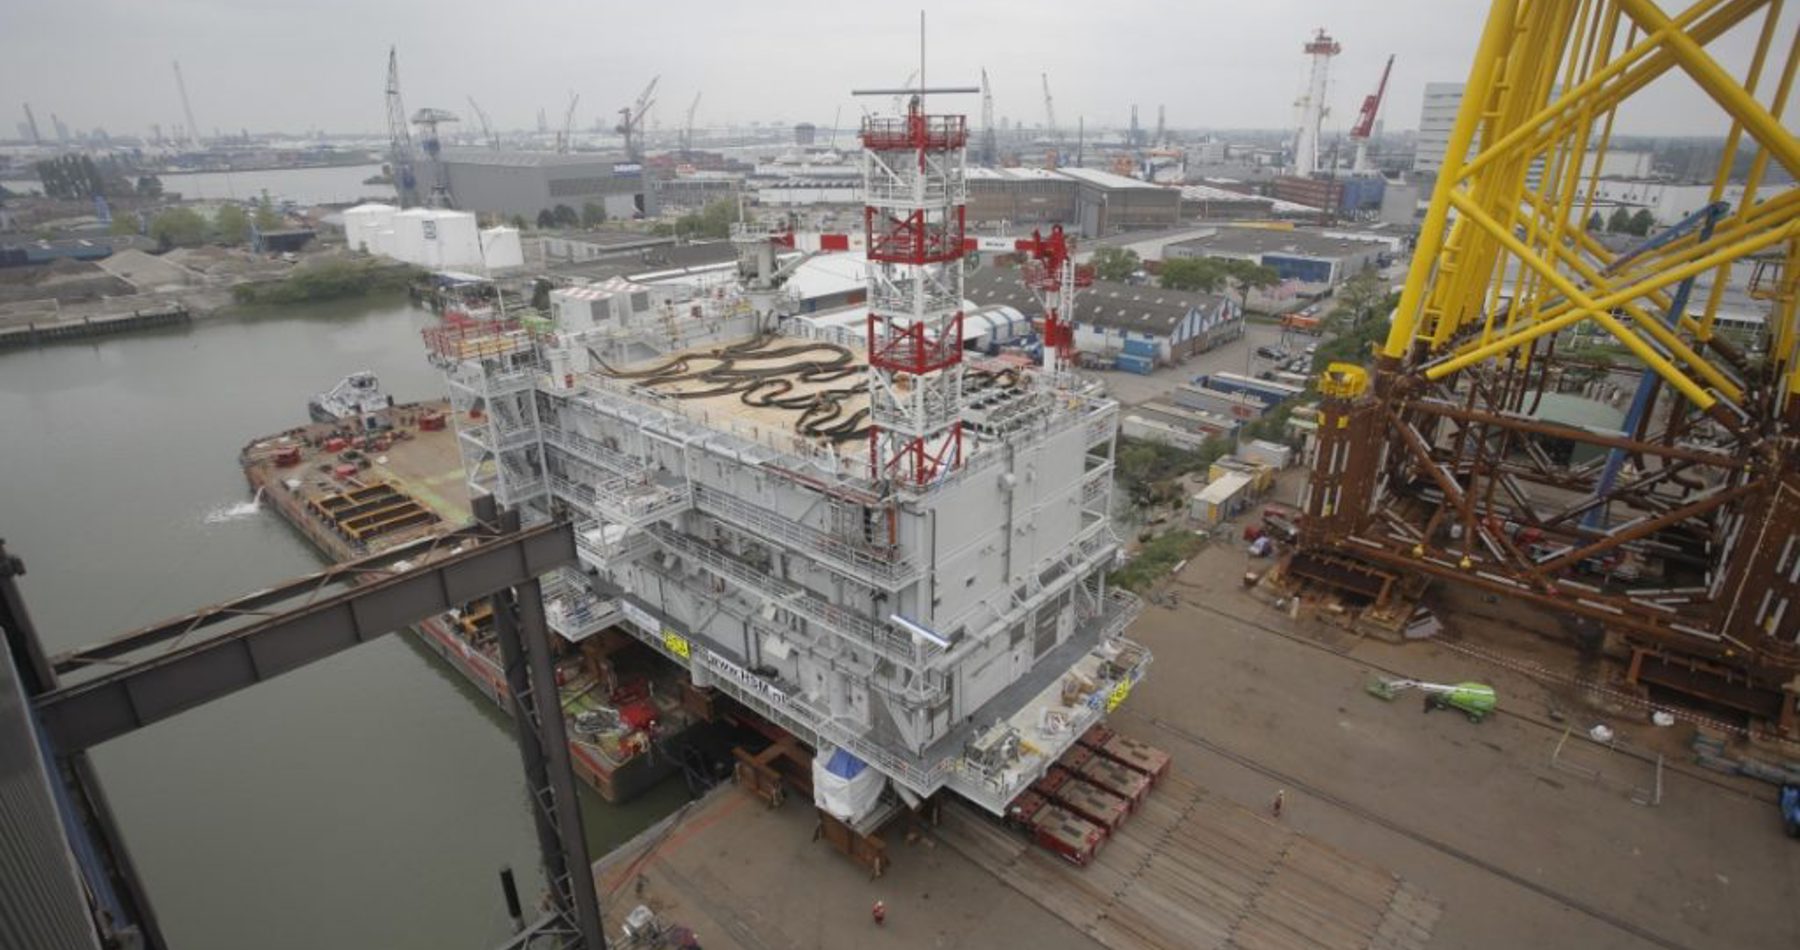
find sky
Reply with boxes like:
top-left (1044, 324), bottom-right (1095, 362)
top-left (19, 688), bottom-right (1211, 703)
top-left (2, 0), bottom-right (1790, 140)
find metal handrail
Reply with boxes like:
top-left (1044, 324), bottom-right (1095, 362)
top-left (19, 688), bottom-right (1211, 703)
top-left (645, 526), bottom-right (926, 668)
top-left (691, 485), bottom-right (922, 588)
top-left (692, 648), bottom-right (956, 795)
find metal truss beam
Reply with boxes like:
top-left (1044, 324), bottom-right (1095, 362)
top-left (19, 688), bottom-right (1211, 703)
top-left (33, 520), bottom-right (576, 752)
top-left (1405, 399), bottom-right (1746, 467)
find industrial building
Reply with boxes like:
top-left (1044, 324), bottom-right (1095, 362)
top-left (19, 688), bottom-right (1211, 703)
top-left (755, 177), bottom-right (861, 207)
top-left (1411, 82), bottom-right (1468, 176)
top-left (424, 104), bottom-right (1147, 822)
top-left (423, 149), bottom-right (651, 221)
top-left (1588, 178), bottom-right (1752, 225)
top-left (1164, 227), bottom-right (1388, 289)
top-left (1057, 167), bottom-right (1183, 234)
top-left (966, 168), bottom-right (1183, 235)
top-left (966, 167), bottom-right (1078, 229)
top-left (537, 229), bottom-right (674, 264)
top-left (1269, 175), bottom-right (1388, 215)
top-left (1176, 183), bottom-right (1306, 221)
top-left (653, 174), bottom-right (740, 212)
top-left (962, 267), bottom-right (1243, 364)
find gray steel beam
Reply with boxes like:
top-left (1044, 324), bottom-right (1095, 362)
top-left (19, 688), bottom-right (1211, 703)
top-left (481, 496), bottom-right (606, 950)
top-left (512, 573), bottom-right (607, 948)
top-left (4, 539), bottom-right (168, 950)
top-left (32, 522), bottom-right (576, 752)
top-left (50, 521), bottom-right (544, 675)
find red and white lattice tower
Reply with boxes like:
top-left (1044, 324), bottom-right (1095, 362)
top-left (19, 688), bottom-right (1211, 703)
top-left (861, 98), bottom-right (969, 486)
top-left (1015, 224), bottom-right (1093, 376)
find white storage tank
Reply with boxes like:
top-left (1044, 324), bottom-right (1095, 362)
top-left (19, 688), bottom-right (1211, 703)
top-left (390, 209), bottom-right (432, 266)
top-left (426, 210), bottom-right (482, 269)
top-left (479, 226), bottom-right (524, 270)
top-left (341, 203), bottom-right (397, 252)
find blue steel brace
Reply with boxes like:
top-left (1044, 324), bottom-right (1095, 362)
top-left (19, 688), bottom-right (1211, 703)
top-left (1581, 202), bottom-right (1730, 532)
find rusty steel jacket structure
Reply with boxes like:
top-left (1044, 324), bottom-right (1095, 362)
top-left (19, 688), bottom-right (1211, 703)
top-left (1297, 0), bottom-right (1800, 731)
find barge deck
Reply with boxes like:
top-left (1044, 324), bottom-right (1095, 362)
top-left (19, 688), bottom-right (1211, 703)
top-left (239, 399), bottom-right (697, 803)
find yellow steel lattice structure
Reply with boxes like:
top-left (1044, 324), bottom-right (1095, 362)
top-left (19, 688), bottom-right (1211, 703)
top-left (1299, 0), bottom-right (1800, 733)
top-left (1389, 0), bottom-right (1798, 421)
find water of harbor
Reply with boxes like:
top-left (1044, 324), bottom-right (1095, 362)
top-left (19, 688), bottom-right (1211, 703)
top-left (0, 298), bottom-right (688, 949)
top-left (158, 163), bottom-right (393, 206)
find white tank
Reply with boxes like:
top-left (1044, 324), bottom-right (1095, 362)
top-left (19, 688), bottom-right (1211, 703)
top-left (479, 227), bottom-right (525, 270)
top-left (426, 210), bottom-right (483, 269)
top-left (341, 203), bottom-right (397, 252)
top-left (391, 209), bottom-right (432, 265)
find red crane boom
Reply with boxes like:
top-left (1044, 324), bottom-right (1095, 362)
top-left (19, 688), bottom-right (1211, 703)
top-left (1350, 54), bottom-right (1395, 140)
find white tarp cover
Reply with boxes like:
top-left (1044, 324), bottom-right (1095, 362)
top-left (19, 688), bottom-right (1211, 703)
top-left (811, 746), bottom-right (885, 824)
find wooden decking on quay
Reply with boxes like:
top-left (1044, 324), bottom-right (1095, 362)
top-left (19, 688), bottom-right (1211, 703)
top-left (936, 770), bottom-right (1441, 950)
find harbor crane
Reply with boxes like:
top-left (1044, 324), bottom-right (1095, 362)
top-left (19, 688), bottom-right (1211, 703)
top-left (1041, 72), bottom-right (1059, 168)
top-left (615, 76), bottom-right (659, 162)
top-left (411, 107), bottom-right (458, 207)
top-left (555, 91), bottom-right (579, 153)
top-left (1349, 54), bottom-right (1395, 173)
top-left (172, 60), bottom-right (202, 149)
top-left (465, 96), bottom-right (499, 150)
top-left (980, 68), bottom-right (997, 166)
top-left (681, 91), bottom-right (701, 157)
top-left (384, 47), bottom-right (419, 207)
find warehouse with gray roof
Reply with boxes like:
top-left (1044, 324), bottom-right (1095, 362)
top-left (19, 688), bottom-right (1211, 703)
top-left (425, 149), bottom-right (651, 222)
top-left (962, 266), bottom-right (1242, 364)
top-left (1164, 227), bottom-right (1390, 289)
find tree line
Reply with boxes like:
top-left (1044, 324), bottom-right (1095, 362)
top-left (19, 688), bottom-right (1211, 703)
top-left (120, 191), bottom-right (287, 250)
top-left (1590, 206), bottom-right (1656, 237)
top-left (1089, 245), bottom-right (1283, 316)
top-left (33, 154), bottom-right (161, 200)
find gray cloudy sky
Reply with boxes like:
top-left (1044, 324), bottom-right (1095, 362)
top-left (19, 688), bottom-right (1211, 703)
top-left (3, 0), bottom-right (1787, 138)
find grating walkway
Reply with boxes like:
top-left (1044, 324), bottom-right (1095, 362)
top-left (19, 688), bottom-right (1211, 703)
top-left (937, 769), bottom-right (1441, 950)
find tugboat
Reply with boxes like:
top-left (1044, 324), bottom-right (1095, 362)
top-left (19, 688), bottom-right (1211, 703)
top-left (308, 371), bottom-right (391, 423)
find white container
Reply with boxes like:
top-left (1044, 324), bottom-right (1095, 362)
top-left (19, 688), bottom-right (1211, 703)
top-left (1237, 439), bottom-right (1293, 469)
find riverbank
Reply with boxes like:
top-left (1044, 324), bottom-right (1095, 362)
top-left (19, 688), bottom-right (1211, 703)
top-left (230, 257), bottom-right (419, 306)
top-left (0, 303), bottom-right (192, 349)
top-left (0, 251), bottom-right (423, 342)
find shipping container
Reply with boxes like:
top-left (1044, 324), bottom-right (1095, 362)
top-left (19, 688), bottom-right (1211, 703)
top-left (1199, 372), bottom-right (1304, 406)
top-left (1114, 353), bottom-right (1155, 375)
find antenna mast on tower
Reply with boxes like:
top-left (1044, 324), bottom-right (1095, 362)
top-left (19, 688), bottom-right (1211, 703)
top-left (851, 13), bottom-right (979, 485)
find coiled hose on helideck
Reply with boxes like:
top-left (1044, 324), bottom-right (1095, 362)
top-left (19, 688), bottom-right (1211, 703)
top-left (592, 336), bottom-right (1022, 443)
